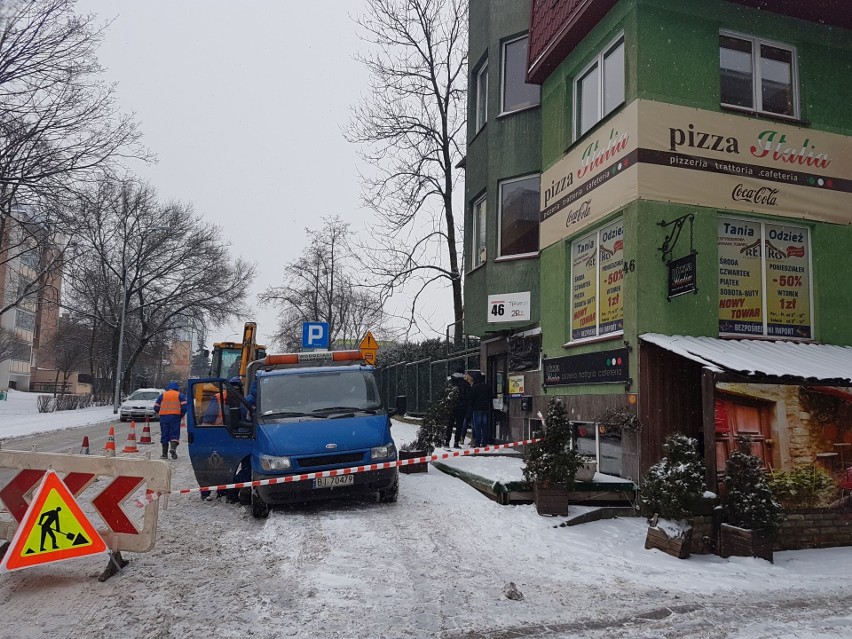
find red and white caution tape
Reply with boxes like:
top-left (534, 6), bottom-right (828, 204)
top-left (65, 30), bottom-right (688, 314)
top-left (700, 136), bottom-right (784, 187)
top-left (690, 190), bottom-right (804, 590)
top-left (137, 437), bottom-right (543, 505)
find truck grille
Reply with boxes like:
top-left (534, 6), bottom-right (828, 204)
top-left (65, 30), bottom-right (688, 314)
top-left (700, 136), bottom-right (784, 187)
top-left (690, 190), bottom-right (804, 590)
top-left (298, 452), bottom-right (364, 468)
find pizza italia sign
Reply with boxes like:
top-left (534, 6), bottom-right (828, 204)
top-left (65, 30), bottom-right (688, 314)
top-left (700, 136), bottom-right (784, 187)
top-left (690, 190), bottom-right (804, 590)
top-left (539, 99), bottom-right (851, 249)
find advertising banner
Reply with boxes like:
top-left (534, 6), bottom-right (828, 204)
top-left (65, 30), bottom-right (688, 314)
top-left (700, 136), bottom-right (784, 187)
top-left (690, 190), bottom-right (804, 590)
top-left (765, 222), bottom-right (811, 338)
top-left (598, 218), bottom-right (624, 335)
top-left (539, 101), bottom-right (639, 249)
top-left (543, 349), bottom-right (629, 386)
top-left (570, 234), bottom-right (597, 341)
top-left (638, 101), bottom-right (852, 225)
top-left (718, 218), bottom-right (764, 336)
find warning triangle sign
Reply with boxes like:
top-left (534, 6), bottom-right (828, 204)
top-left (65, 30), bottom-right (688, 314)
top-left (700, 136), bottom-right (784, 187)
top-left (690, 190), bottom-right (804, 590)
top-left (359, 331), bottom-right (378, 350)
top-left (0, 470), bottom-right (107, 572)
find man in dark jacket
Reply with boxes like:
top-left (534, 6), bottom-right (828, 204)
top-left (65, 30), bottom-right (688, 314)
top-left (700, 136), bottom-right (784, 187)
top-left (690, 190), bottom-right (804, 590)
top-left (468, 372), bottom-right (491, 447)
top-left (445, 370), bottom-right (469, 448)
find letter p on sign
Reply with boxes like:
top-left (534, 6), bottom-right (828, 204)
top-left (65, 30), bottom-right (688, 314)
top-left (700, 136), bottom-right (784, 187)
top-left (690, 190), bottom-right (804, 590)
top-left (302, 322), bottom-right (330, 349)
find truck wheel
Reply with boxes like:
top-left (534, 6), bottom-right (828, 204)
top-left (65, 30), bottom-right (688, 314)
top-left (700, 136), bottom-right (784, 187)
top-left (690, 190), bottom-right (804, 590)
top-left (251, 490), bottom-right (270, 519)
top-left (378, 480), bottom-right (399, 503)
top-left (238, 488), bottom-right (251, 506)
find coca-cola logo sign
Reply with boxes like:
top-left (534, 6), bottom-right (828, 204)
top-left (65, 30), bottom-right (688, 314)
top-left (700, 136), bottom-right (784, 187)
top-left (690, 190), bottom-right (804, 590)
top-left (731, 184), bottom-right (779, 206)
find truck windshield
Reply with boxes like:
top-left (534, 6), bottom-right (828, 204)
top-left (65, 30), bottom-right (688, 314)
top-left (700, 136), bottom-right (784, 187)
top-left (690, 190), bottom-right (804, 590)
top-left (258, 370), bottom-right (381, 417)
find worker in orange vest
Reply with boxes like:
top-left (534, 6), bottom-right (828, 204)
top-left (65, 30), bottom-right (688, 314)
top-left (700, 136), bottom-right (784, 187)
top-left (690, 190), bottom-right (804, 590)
top-left (154, 381), bottom-right (187, 459)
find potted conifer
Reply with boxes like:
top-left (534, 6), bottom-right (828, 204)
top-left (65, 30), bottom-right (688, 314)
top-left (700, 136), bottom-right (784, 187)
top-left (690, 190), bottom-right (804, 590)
top-left (400, 384), bottom-right (459, 474)
top-left (641, 433), bottom-right (706, 559)
top-left (720, 436), bottom-right (783, 563)
top-left (523, 398), bottom-right (582, 516)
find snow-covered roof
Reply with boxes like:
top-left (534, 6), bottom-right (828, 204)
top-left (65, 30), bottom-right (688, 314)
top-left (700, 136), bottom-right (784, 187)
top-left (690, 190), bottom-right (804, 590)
top-left (640, 334), bottom-right (852, 384)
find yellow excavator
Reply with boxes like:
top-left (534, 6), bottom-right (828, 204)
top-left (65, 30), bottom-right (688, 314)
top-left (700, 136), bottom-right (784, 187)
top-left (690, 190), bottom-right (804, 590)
top-left (209, 322), bottom-right (267, 385)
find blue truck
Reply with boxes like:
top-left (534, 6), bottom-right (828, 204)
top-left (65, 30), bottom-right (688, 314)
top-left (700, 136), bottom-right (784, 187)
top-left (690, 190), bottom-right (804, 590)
top-left (186, 349), bottom-right (399, 518)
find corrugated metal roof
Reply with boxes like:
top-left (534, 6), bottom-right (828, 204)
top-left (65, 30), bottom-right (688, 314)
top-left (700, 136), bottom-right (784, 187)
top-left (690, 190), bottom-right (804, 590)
top-left (640, 334), bottom-right (852, 384)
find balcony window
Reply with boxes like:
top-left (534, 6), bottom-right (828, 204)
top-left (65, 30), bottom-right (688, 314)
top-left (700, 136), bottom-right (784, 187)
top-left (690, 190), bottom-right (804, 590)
top-left (498, 175), bottom-right (539, 257)
top-left (501, 35), bottom-right (539, 114)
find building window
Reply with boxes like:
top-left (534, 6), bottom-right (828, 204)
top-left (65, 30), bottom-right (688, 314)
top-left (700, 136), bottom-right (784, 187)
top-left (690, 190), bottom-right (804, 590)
top-left (475, 62), bottom-right (488, 132)
top-left (472, 195), bottom-right (487, 268)
top-left (498, 175), bottom-right (539, 257)
top-left (575, 35), bottom-right (625, 138)
top-left (570, 218), bottom-right (624, 341)
top-left (15, 308), bottom-right (35, 333)
top-left (501, 35), bottom-right (539, 114)
top-left (718, 217), bottom-right (811, 339)
top-left (720, 32), bottom-right (797, 118)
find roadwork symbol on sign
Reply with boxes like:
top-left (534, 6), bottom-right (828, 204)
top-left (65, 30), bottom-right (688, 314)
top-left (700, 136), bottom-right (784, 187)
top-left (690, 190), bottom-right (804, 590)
top-left (0, 470), bottom-right (107, 572)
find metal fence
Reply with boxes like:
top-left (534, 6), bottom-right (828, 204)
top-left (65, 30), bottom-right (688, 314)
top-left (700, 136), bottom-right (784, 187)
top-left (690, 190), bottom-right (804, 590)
top-left (376, 349), bottom-right (479, 416)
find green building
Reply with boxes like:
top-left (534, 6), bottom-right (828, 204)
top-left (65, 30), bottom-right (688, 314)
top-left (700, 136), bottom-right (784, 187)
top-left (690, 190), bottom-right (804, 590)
top-left (464, 0), bottom-right (852, 487)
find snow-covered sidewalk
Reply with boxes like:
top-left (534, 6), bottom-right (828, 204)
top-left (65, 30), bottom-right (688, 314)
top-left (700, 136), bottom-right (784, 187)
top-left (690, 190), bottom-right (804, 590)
top-left (0, 411), bottom-right (851, 637)
top-left (0, 389), bottom-right (114, 440)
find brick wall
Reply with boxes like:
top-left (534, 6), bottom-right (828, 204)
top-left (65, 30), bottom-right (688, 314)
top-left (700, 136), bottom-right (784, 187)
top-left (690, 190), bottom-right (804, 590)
top-left (775, 509), bottom-right (852, 551)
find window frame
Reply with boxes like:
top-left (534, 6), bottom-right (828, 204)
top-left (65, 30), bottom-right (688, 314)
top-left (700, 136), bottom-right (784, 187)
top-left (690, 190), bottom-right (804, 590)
top-left (573, 33), bottom-right (625, 140)
top-left (567, 217), bottom-right (625, 344)
top-left (471, 194), bottom-right (487, 270)
top-left (719, 30), bottom-right (799, 120)
top-left (500, 34), bottom-right (540, 116)
top-left (497, 173), bottom-right (541, 260)
top-left (475, 62), bottom-right (488, 133)
top-left (717, 215), bottom-right (813, 340)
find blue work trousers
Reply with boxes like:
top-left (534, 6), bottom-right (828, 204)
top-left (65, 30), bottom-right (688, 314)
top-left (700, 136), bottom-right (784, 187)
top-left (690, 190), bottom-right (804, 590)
top-left (159, 414), bottom-right (182, 443)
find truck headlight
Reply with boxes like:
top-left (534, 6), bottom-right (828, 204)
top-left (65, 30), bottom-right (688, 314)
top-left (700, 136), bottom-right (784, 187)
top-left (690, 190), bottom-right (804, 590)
top-left (371, 443), bottom-right (396, 460)
top-left (259, 454), bottom-right (292, 471)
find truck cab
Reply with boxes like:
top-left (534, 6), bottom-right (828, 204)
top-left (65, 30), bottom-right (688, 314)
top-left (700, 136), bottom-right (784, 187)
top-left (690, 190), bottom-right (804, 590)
top-left (186, 351), bottom-right (398, 518)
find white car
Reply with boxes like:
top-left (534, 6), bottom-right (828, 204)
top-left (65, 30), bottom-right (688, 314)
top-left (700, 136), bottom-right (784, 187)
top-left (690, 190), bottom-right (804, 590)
top-left (119, 388), bottom-right (164, 422)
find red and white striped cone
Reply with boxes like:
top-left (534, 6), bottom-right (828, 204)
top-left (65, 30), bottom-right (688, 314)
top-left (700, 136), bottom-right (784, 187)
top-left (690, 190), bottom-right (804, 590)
top-left (122, 421), bottom-right (140, 453)
top-left (80, 435), bottom-right (90, 455)
top-left (139, 419), bottom-right (153, 444)
top-left (104, 426), bottom-right (116, 457)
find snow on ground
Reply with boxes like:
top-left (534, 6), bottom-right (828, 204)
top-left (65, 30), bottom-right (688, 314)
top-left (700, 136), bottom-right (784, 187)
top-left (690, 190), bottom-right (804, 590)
top-left (0, 389), bottom-right (114, 439)
top-left (0, 413), bottom-right (851, 637)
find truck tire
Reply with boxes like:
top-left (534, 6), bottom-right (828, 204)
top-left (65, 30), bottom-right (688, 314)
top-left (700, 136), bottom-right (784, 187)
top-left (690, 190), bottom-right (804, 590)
top-left (251, 490), bottom-right (270, 519)
top-left (238, 487), bottom-right (252, 506)
top-left (378, 479), bottom-right (399, 503)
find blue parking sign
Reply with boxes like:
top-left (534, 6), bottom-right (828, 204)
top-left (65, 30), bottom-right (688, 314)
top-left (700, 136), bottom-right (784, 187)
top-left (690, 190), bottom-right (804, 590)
top-left (302, 322), bottom-right (329, 349)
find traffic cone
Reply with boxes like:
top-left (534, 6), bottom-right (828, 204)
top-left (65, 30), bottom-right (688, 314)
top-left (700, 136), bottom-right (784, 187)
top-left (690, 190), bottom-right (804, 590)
top-left (104, 426), bottom-right (116, 457)
top-left (139, 419), bottom-right (153, 444)
top-left (122, 421), bottom-right (140, 453)
top-left (80, 436), bottom-right (90, 455)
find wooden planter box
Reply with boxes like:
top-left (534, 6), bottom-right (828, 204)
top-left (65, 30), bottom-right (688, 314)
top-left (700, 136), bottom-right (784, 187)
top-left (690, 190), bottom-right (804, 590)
top-left (533, 482), bottom-right (572, 516)
top-left (644, 525), bottom-right (693, 559)
top-left (719, 523), bottom-right (774, 563)
top-left (399, 449), bottom-right (428, 474)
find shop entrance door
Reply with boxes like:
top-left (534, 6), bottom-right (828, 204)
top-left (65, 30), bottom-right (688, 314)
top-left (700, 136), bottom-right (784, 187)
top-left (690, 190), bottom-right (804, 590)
top-left (487, 353), bottom-right (508, 444)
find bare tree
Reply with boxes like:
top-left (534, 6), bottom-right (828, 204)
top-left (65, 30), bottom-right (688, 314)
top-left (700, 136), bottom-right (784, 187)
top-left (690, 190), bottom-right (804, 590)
top-left (0, 325), bottom-right (27, 362)
top-left (261, 216), bottom-right (387, 350)
top-left (0, 0), bottom-right (149, 312)
top-left (346, 0), bottom-right (467, 339)
top-left (63, 177), bottom-right (256, 394)
top-left (43, 315), bottom-right (87, 394)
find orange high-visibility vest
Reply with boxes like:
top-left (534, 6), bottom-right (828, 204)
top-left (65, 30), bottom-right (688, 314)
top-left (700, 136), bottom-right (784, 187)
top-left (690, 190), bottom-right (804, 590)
top-left (158, 389), bottom-right (184, 415)
top-left (212, 390), bottom-right (228, 425)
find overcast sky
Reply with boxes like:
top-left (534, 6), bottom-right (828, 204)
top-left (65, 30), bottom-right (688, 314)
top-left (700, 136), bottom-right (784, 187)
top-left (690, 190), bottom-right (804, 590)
top-left (73, 0), bottom-right (455, 348)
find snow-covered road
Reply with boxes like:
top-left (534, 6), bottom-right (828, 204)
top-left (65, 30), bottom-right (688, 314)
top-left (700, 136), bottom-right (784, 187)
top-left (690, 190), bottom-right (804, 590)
top-left (1, 398), bottom-right (851, 638)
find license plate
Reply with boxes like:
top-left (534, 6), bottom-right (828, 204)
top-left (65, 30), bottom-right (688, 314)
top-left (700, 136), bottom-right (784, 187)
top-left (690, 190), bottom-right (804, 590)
top-left (313, 474), bottom-right (354, 489)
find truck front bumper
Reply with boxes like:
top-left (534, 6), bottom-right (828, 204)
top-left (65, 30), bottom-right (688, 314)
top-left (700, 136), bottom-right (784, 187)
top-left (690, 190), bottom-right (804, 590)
top-left (254, 467), bottom-right (399, 504)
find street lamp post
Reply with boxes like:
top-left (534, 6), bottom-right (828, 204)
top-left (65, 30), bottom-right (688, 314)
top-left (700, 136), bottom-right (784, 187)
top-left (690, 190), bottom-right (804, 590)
top-left (112, 226), bottom-right (171, 413)
top-left (112, 274), bottom-right (129, 413)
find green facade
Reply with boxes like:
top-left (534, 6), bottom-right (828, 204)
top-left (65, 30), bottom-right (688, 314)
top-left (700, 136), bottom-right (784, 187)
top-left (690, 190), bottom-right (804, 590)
top-left (464, 0), bottom-right (541, 337)
top-left (537, 0), bottom-right (852, 396)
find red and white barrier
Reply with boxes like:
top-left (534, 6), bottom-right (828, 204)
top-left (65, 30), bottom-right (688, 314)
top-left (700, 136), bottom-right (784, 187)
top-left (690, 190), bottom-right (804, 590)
top-left (137, 437), bottom-right (543, 504)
